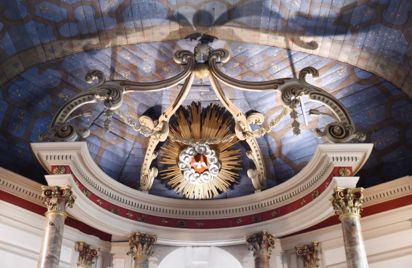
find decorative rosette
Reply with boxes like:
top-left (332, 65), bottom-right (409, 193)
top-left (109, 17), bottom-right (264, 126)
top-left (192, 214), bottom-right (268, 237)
top-left (178, 144), bottom-right (220, 184)
top-left (158, 102), bottom-right (242, 199)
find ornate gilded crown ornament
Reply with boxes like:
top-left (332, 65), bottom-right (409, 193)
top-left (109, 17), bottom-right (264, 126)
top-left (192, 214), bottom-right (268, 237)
top-left (41, 36), bottom-right (365, 199)
top-left (159, 103), bottom-right (241, 199)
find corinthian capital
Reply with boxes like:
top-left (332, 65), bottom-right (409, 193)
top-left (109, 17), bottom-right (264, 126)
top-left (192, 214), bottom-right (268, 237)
top-left (295, 242), bottom-right (320, 268)
top-left (331, 187), bottom-right (364, 219)
top-left (75, 241), bottom-right (99, 268)
top-left (246, 231), bottom-right (276, 258)
top-left (41, 185), bottom-right (75, 215)
top-left (128, 232), bottom-right (157, 263)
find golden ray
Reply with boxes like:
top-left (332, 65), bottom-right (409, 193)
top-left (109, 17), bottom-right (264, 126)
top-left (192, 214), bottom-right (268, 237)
top-left (159, 102), bottom-right (242, 199)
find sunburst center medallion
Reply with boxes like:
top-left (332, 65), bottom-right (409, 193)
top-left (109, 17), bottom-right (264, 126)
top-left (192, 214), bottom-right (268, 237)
top-left (179, 144), bottom-right (220, 185)
top-left (159, 102), bottom-right (242, 199)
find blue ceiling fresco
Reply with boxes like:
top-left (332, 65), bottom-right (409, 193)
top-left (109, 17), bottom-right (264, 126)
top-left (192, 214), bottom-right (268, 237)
top-left (1, 0), bottom-right (412, 98)
top-left (0, 38), bottom-right (411, 199)
top-left (1, 0), bottom-right (412, 199)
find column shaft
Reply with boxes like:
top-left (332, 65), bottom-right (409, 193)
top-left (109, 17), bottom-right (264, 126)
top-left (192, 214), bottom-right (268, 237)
top-left (134, 259), bottom-right (148, 268)
top-left (340, 215), bottom-right (368, 268)
top-left (254, 255), bottom-right (270, 268)
top-left (38, 185), bottom-right (75, 268)
top-left (332, 187), bottom-right (368, 268)
top-left (38, 213), bottom-right (66, 268)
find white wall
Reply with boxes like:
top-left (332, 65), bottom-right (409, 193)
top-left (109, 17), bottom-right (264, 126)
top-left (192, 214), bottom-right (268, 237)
top-left (2, 202), bottom-right (412, 268)
top-left (2, 167), bottom-right (411, 268)
top-left (281, 205), bottom-right (412, 268)
top-left (0, 201), bottom-right (111, 268)
top-left (110, 207), bottom-right (412, 268)
top-left (110, 243), bottom-right (254, 268)
top-left (157, 247), bottom-right (243, 268)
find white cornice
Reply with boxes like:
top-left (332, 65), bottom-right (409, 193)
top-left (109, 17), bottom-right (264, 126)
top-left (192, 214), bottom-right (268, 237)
top-left (27, 142), bottom-right (374, 245)
top-left (43, 173), bottom-right (356, 245)
top-left (8, 142), bottom-right (406, 245)
top-left (364, 175), bottom-right (412, 206)
top-left (31, 142), bottom-right (373, 220)
top-left (0, 167), bottom-right (44, 206)
top-left (0, 201), bottom-right (111, 252)
top-left (280, 205), bottom-right (412, 256)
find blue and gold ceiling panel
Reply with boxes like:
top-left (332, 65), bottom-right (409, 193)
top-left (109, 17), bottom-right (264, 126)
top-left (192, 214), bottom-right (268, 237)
top-left (0, 38), bottom-right (411, 198)
top-left (1, 0), bottom-right (412, 98)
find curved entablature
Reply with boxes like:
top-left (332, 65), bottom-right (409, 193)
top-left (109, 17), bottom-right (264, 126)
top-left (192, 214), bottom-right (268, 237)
top-left (39, 41), bottom-right (366, 198)
top-left (31, 142), bottom-right (372, 217)
top-left (32, 142), bottom-right (372, 245)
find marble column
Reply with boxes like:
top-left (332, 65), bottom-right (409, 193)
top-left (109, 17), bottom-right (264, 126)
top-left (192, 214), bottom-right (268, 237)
top-left (127, 232), bottom-right (157, 268)
top-left (295, 242), bottom-right (320, 268)
top-left (75, 241), bottom-right (99, 268)
top-left (332, 187), bottom-right (368, 268)
top-left (246, 231), bottom-right (276, 268)
top-left (38, 185), bottom-right (75, 268)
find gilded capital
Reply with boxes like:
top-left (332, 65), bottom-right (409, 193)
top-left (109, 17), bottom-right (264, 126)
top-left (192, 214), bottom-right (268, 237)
top-left (75, 241), bottom-right (99, 268)
top-left (331, 187), bottom-right (364, 219)
top-left (246, 231), bottom-right (276, 259)
top-left (295, 242), bottom-right (320, 268)
top-left (41, 185), bottom-right (75, 215)
top-left (127, 232), bottom-right (157, 263)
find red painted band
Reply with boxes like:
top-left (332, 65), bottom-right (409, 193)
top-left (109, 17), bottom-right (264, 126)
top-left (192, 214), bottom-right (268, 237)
top-left (54, 165), bottom-right (348, 229)
top-left (282, 194), bottom-right (412, 238)
top-left (0, 190), bottom-right (112, 241)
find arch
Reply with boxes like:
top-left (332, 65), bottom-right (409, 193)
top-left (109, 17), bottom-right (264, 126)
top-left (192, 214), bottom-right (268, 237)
top-left (158, 247), bottom-right (242, 268)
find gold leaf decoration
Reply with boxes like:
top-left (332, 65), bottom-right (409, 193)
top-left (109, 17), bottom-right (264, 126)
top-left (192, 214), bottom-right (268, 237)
top-left (158, 102), bottom-right (242, 199)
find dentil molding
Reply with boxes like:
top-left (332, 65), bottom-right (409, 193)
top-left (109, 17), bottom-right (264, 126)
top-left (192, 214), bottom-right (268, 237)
top-left (27, 142), bottom-right (374, 245)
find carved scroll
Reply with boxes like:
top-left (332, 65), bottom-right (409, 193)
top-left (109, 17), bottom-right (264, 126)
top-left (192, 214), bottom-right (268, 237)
top-left (40, 50), bottom-right (195, 142)
top-left (209, 49), bottom-right (286, 91)
top-left (279, 68), bottom-right (365, 143)
top-left (209, 75), bottom-right (266, 190)
top-left (140, 72), bottom-right (195, 191)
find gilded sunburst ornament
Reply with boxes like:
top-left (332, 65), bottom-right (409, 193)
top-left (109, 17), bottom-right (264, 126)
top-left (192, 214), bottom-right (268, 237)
top-left (158, 102), bottom-right (242, 199)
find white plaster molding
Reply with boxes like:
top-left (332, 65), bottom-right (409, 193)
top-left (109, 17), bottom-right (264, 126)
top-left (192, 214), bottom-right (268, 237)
top-left (42, 174), bottom-right (358, 245)
top-left (280, 205), bottom-right (412, 250)
top-left (0, 167), bottom-right (44, 206)
top-left (0, 201), bottom-right (111, 253)
top-left (281, 204), bottom-right (412, 268)
top-left (0, 201), bottom-right (111, 268)
top-left (31, 142), bottom-right (373, 220)
top-left (8, 143), bottom-right (412, 246)
top-left (364, 175), bottom-right (412, 206)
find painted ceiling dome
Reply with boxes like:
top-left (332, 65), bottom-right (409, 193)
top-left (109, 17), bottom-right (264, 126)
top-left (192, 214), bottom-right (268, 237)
top-left (0, 0), bottom-right (411, 200)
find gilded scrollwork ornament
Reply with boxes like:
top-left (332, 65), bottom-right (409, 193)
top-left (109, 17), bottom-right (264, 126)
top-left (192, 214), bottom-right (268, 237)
top-left (43, 39), bottom-right (366, 198)
top-left (75, 241), bottom-right (99, 268)
top-left (85, 69), bottom-right (105, 86)
top-left (127, 232), bottom-right (157, 264)
top-left (41, 185), bottom-right (75, 215)
top-left (159, 103), bottom-right (242, 199)
top-left (295, 242), bottom-right (320, 268)
top-left (246, 231), bottom-right (276, 259)
top-left (331, 187), bottom-right (365, 219)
